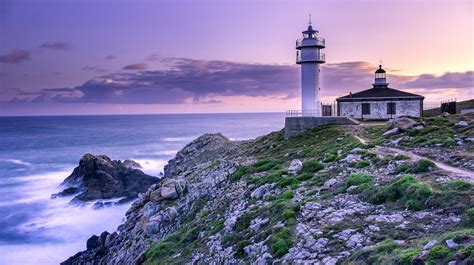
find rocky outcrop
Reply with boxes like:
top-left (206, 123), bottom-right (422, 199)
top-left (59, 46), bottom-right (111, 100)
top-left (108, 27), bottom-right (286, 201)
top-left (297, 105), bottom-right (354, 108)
top-left (62, 134), bottom-right (244, 264)
top-left (53, 154), bottom-right (160, 202)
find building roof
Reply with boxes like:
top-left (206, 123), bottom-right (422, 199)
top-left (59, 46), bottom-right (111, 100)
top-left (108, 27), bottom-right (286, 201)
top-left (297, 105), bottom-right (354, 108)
top-left (336, 87), bottom-right (424, 102)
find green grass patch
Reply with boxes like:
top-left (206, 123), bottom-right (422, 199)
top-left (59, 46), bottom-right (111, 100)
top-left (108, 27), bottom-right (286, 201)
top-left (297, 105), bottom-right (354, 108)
top-left (354, 160), bottom-right (370, 168)
top-left (362, 175), bottom-right (432, 211)
top-left (396, 159), bottom-right (436, 174)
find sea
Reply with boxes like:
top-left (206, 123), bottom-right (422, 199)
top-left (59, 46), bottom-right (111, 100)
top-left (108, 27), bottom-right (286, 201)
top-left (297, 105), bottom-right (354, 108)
top-left (0, 113), bottom-right (285, 264)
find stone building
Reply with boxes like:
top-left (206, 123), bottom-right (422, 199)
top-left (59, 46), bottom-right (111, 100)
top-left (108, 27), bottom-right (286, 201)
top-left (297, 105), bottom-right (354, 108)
top-left (336, 65), bottom-right (424, 120)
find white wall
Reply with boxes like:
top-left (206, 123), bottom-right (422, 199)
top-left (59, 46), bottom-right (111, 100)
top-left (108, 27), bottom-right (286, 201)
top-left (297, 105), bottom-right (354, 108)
top-left (339, 100), bottom-right (421, 119)
top-left (301, 63), bottom-right (320, 115)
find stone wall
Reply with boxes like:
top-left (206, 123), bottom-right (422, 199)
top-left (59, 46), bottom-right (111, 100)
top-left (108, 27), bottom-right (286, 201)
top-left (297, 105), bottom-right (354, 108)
top-left (284, 117), bottom-right (359, 139)
top-left (338, 100), bottom-right (422, 120)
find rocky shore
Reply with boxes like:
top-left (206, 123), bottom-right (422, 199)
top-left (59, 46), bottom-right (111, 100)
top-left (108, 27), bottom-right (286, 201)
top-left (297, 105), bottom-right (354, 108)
top-left (53, 154), bottom-right (160, 204)
top-left (63, 114), bottom-right (473, 265)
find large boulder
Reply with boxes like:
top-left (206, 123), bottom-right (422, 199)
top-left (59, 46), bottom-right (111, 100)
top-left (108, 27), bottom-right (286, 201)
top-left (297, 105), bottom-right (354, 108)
top-left (54, 153), bottom-right (160, 202)
top-left (388, 117), bottom-right (418, 131)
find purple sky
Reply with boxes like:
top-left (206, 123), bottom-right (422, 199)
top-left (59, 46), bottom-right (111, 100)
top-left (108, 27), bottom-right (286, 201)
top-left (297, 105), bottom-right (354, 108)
top-left (0, 0), bottom-right (473, 115)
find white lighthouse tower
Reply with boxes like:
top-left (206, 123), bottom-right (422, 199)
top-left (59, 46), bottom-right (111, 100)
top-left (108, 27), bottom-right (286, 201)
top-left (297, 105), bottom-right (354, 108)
top-left (296, 18), bottom-right (325, 116)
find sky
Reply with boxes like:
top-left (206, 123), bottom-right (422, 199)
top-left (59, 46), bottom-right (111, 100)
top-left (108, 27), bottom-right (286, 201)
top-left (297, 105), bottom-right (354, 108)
top-left (0, 0), bottom-right (473, 116)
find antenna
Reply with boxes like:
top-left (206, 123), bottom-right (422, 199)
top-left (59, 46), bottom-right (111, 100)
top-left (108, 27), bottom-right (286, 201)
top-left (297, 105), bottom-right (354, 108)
top-left (309, 14), bottom-right (312, 25)
top-left (379, 59), bottom-right (383, 66)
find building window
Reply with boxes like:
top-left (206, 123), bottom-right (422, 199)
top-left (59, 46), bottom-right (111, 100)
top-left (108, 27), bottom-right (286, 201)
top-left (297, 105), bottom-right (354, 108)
top-left (387, 102), bottom-right (396, 115)
top-left (362, 103), bottom-right (370, 115)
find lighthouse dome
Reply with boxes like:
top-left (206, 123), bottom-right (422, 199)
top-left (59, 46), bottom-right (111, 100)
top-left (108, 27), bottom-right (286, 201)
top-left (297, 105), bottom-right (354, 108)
top-left (375, 65), bottom-right (386, 74)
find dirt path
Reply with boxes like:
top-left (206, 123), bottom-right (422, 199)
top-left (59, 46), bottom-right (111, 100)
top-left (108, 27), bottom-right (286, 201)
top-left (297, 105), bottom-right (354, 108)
top-left (353, 135), bottom-right (474, 181)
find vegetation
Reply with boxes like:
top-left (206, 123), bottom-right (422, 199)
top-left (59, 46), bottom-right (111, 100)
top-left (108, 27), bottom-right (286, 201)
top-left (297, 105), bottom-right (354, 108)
top-left (396, 159), bottom-right (436, 174)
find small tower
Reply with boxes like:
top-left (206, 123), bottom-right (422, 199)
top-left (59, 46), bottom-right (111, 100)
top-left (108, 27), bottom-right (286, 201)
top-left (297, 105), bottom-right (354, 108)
top-left (296, 17), bottom-right (325, 116)
top-left (373, 65), bottom-right (389, 88)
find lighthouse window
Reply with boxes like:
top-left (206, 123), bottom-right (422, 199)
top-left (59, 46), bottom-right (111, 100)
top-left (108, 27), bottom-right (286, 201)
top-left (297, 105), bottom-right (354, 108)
top-left (387, 102), bottom-right (396, 115)
top-left (362, 103), bottom-right (370, 115)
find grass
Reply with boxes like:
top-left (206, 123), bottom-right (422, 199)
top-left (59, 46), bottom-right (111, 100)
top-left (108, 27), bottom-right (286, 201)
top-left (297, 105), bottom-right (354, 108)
top-left (396, 159), bottom-right (436, 174)
top-left (354, 160), bottom-right (370, 168)
top-left (302, 159), bottom-right (324, 173)
top-left (270, 227), bottom-right (293, 258)
top-left (362, 175), bottom-right (432, 211)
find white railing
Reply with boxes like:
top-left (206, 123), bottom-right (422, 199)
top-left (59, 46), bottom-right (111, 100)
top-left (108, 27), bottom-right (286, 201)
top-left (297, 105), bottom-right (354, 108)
top-left (296, 37), bottom-right (325, 48)
top-left (287, 102), bottom-right (337, 117)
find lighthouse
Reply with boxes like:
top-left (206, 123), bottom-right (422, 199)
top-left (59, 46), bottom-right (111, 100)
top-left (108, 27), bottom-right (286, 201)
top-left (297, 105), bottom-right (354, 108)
top-left (296, 19), bottom-right (325, 116)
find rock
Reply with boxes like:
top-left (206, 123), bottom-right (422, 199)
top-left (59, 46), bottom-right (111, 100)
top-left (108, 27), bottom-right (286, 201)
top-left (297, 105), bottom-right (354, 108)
top-left (445, 239), bottom-right (459, 249)
top-left (423, 239), bottom-right (438, 250)
top-left (149, 189), bottom-right (162, 202)
top-left (161, 181), bottom-right (178, 199)
top-left (224, 216), bottom-right (237, 231)
top-left (324, 178), bottom-right (338, 188)
top-left (251, 184), bottom-right (271, 199)
top-left (86, 235), bottom-right (101, 250)
top-left (455, 121), bottom-right (469, 127)
top-left (55, 153), bottom-right (159, 202)
top-left (389, 117), bottom-right (418, 130)
top-left (368, 225), bottom-right (380, 232)
top-left (343, 154), bottom-right (362, 164)
top-left (288, 159), bottom-right (303, 175)
top-left (253, 253), bottom-right (272, 265)
top-left (383, 127), bottom-right (400, 137)
top-left (51, 187), bottom-right (80, 198)
top-left (322, 256), bottom-right (338, 265)
top-left (367, 214), bottom-right (404, 223)
top-left (448, 261), bottom-right (457, 265)
top-left (347, 185), bottom-right (358, 193)
top-left (160, 178), bottom-right (186, 199)
top-left (250, 218), bottom-right (269, 233)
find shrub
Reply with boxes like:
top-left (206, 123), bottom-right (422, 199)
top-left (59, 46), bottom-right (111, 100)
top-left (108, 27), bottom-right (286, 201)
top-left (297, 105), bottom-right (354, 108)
top-left (281, 189), bottom-right (294, 200)
top-left (235, 240), bottom-right (251, 258)
top-left (398, 248), bottom-right (421, 265)
top-left (362, 175), bottom-right (432, 211)
top-left (231, 167), bottom-right (247, 181)
top-left (271, 228), bottom-right (293, 257)
top-left (296, 172), bottom-right (314, 181)
top-left (277, 177), bottom-right (299, 188)
top-left (235, 212), bottom-right (252, 232)
top-left (302, 159), bottom-right (324, 173)
top-left (283, 208), bottom-right (296, 220)
top-left (346, 173), bottom-right (373, 187)
top-left (397, 159), bottom-right (435, 174)
top-left (464, 208), bottom-right (474, 227)
top-left (354, 160), bottom-right (370, 168)
top-left (428, 245), bottom-right (452, 261)
top-left (323, 153), bottom-right (337, 162)
top-left (252, 159), bottom-right (281, 172)
top-left (443, 137), bottom-right (456, 147)
top-left (393, 154), bottom-right (410, 160)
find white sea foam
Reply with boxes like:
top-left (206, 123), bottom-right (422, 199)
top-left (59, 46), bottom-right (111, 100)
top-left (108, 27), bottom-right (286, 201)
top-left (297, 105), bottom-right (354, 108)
top-left (132, 159), bottom-right (167, 177)
top-left (161, 136), bottom-right (197, 142)
top-left (0, 169), bottom-right (132, 264)
top-left (0, 158), bottom-right (33, 167)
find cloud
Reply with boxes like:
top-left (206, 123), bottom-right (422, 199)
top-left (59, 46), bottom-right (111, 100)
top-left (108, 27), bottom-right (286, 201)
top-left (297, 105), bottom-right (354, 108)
top-left (39, 41), bottom-right (70, 50)
top-left (82, 65), bottom-right (108, 73)
top-left (400, 71), bottom-right (473, 89)
top-left (145, 53), bottom-right (160, 61)
top-left (123, 63), bottom-right (147, 70)
top-left (3, 58), bottom-right (472, 105)
top-left (104, 55), bottom-right (116, 60)
top-left (0, 49), bottom-right (30, 64)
